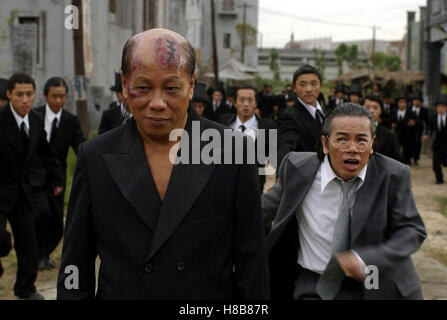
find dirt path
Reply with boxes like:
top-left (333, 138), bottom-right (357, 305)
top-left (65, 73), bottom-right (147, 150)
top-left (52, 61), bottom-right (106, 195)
top-left (1, 154), bottom-right (446, 300)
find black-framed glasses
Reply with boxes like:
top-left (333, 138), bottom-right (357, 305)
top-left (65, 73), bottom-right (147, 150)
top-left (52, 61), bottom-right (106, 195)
top-left (327, 137), bottom-right (372, 153)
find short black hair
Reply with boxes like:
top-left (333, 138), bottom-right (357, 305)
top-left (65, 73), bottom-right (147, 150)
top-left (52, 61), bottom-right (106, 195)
top-left (317, 103), bottom-right (376, 161)
top-left (364, 94), bottom-right (384, 116)
top-left (121, 36), bottom-right (196, 78)
top-left (7, 73), bottom-right (35, 92)
top-left (44, 77), bottom-right (68, 95)
top-left (293, 64), bottom-right (322, 86)
top-left (235, 85), bottom-right (257, 100)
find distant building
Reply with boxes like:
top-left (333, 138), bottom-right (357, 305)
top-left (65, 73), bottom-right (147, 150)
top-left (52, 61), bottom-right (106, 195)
top-left (257, 47), bottom-right (369, 81)
top-left (285, 35), bottom-right (332, 50)
top-left (0, 0), bottom-right (144, 130)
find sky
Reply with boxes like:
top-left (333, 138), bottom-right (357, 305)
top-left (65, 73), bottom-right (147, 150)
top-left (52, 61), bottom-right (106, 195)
top-left (258, 0), bottom-right (427, 48)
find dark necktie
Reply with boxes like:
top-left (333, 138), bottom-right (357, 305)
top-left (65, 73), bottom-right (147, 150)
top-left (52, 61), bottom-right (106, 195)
top-left (50, 117), bottom-right (58, 144)
top-left (316, 109), bottom-right (324, 124)
top-left (239, 124), bottom-right (246, 132)
top-left (20, 121), bottom-right (28, 153)
top-left (316, 178), bottom-right (359, 300)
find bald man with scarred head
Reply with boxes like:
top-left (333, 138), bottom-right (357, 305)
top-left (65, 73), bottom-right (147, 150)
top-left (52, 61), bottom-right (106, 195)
top-left (57, 28), bottom-right (269, 300)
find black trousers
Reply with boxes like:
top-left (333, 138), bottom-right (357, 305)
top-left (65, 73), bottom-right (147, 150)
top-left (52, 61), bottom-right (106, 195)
top-left (3, 191), bottom-right (39, 297)
top-left (410, 134), bottom-right (423, 162)
top-left (293, 265), bottom-right (363, 300)
top-left (33, 187), bottom-right (64, 258)
top-left (433, 149), bottom-right (447, 182)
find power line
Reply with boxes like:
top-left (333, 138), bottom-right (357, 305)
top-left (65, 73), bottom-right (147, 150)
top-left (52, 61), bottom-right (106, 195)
top-left (259, 7), bottom-right (374, 29)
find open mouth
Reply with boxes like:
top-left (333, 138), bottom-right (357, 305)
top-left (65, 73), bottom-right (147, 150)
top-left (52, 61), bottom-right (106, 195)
top-left (344, 159), bottom-right (360, 170)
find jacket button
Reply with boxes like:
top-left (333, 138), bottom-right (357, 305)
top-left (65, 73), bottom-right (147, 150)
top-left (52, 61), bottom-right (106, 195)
top-left (177, 261), bottom-right (185, 272)
top-left (144, 263), bottom-right (153, 273)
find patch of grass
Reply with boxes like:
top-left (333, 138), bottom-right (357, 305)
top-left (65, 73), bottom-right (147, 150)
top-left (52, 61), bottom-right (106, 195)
top-left (438, 196), bottom-right (447, 217)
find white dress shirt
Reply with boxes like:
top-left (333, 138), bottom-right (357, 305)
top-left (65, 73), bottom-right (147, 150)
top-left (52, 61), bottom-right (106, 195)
top-left (412, 106), bottom-right (421, 117)
top-left (438, 113), bottom-right (446, 130)
top-left (44, 104), bottom-right (62, 142)
top-left (231, 114), bottom-right (258, 142)
top-left (397, 109), bottom-right (406, 121)
top-left (298, 97), bottom-right (324, 120)
top-left (296, 155), bottom-right (367, 274)
top-left (10, 104), bottom-right (30, 136)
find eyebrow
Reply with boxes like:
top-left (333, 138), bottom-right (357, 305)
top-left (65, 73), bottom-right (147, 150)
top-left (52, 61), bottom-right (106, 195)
top-left (334, 132), bottom-right (370, 137)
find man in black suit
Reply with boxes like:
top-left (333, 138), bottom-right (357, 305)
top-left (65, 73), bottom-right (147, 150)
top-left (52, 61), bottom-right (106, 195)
top-left (327, 83), bottom-right (348, 114)
top-left (219, 85), bottom-right (277, 191)
top-left (381, 90), bottom-right (396, 129)
top-left (257, 84), bottom-right (275, 118)
top-left (363, 94), bottom-right (402, 162)
top-left (0, 73), bottom-right (63, 299)
top-left (277, 65), bottom-right (325, 165)
top-left (409, 91), bottom-right (429, 166)
top-left (348, 83), bottom-right (362, 105)
top-left (57, 28), bottom-right (269, 300)
top-left (264, 103), bottom-right (426, 300)
top-left (392, 91), bottom-right (418, 165)
top-left (31, 77), bottom-right (86, 270)
top-left (424, 95), bottom-right (447, 184)
top-left (98, 73), bottom-right (127, 134)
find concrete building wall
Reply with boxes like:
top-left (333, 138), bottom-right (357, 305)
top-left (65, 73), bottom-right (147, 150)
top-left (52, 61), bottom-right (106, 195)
top-left (0, 0), bottom-right (143, 131)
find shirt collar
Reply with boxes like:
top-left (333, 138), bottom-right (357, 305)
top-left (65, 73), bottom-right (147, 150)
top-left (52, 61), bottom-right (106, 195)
top-left (298, 97), bottom-right (324, 119)
top-left (236, 114), bottom-right (257, 128)
top-left (46, 103), bottom-right (62, 122)
top-left (321, 155), bottom-right (367, 192)
top-left (10, 104), bottom-right (30, 130)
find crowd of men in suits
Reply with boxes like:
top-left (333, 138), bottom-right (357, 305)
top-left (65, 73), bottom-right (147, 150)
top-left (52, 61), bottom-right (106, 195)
top-left (0, 27), bottom-right (444, 299)
top-left (0, 74), bottom-right (85, 299)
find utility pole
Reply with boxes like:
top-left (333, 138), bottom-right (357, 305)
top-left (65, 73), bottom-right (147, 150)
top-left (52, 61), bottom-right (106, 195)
top-left (241, 2), bottom-right (247, 63)
top-left (211, 0), bottom-right (219, 86)
top-left (372, 25), bottom-right (377, 59)
top-left (72, 0), bottom-right (88, 138)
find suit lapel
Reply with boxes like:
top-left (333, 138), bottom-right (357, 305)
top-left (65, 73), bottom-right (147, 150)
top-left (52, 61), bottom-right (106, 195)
top-left (267, 154), bottom-right (320, 250)
top-left (27, 111), bottom-right (42, 159)
top-left (147, 107), bottom-right (217, 260)
top-left (1, 104), bottom-right (26, 157)
top-left (103, 120), bottom-right (162, 232)
top-left (294, 102), bottom-right (321, 139)
top-left (351, 156), bottom-right (379, 243)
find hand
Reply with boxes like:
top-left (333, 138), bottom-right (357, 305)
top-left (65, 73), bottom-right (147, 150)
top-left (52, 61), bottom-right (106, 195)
top-left (53, 186), bottom-right (64, 196)
top-left (408, 119), bottom-right (416, 126)
top-left (391, 122), bottom-right (397, 129)
top-left (334, 251), bottom-right (365, 282)
top-left (423, 134), bottom-right (430, 142)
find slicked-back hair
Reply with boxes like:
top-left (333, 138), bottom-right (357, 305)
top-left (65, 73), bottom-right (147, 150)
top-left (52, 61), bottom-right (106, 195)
top-left (235, 84), bottom-right (257, 101)
top-left (317, 102), bottom-right (376, 161)
top-left (7, 73), bottom-right (35, 92)
top-left (44, 77), bottom-right (68, 95)
top-left (292, 64), bottom-right (322, 86)
top-left (364, 94), bottom-right (384, 117)
top-left (121, 36), bottom-right (196, 78)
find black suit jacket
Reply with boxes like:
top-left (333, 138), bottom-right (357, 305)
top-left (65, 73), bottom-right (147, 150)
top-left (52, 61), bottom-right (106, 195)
top-left (98, 103), bottom-right (123, 135)
top-left (0, 104), bottom-right (63, 212)
top-left (411, 106), bottom-right (429, 136)
top-left (263, 152), bottom-right (426, 300)
top-left (31, 106), bottom-right (86, 186)
top-left (277, 100), bottom-right (322, 165)
top-left (427, 114), bottom-right (447, 152)
top-left (392, 108), bottom-right (419, 147)
top-left (57, 107), bottom-right (269, 300)
top-left (381, 103), bottom-right (397, 129)
top-left (375, 124), bottom-right (402, 162)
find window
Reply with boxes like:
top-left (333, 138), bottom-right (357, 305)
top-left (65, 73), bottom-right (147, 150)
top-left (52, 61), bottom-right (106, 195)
top-left (18, 16), bottom-right (41, 65)
top-left (223, 33), bottom-right (231, 49)
top-left (222, 0), bottom-right (234, 12)
top-left (432, 0), bottom-right (442, 15)
top-left (109, 0), bottom-right (116, 13)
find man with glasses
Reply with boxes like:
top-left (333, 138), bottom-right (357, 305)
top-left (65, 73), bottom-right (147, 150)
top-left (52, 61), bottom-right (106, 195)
top-left (263, 103), bottom-right (426, 300)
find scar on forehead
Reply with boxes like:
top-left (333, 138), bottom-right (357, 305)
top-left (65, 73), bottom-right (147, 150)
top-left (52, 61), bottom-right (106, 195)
top-left (155, 35), bottom-right (182, 69)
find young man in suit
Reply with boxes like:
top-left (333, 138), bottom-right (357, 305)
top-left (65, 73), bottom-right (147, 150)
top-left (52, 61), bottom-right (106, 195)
top-left (57, 28), bottom-right (269, 300)
top-left (348, 83), bottom-right (362, 105)
top-left (31, 77), bottom-right (86, 270)
top-left (327, 83), bottom-right (348, 113)
top-left (219, 85), bottom-right (277, 191)
top-left (424, 95), bottom-right (447, 184)
top-left (277, 64), bottom-right (325, 165)
top-left (363, 94), bottom-right (402, 162)
top-left (409, 91), bottom-right (429, 166)
top-left (98, 73), bottom-right (128, 134)
top-left (392, 91), bottom-right (418, 165)
top-left (381, 90), bottom-right (396, 129)
top-left (0, 73), bottom-right (63, 299)
top-left (263, 103), bottom-right (426, 300)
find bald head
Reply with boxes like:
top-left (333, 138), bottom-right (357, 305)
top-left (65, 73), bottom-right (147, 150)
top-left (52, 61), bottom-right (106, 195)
top-left (121, 28), bottom-right (196, 79)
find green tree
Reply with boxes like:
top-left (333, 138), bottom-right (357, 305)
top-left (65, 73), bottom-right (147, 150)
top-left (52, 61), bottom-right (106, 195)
top-left (335, 43), bottom-right (349, 76)
top-left (312, 48), bottom-right (326, 82)
top-left (235, 23), bottom-right (257, 47)
top-left (371, 52), bottom-right (401, 71)
top-left (348, 45), bottom-right (358, 69)
top-left (269, 48), bottom-right (280, 81)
